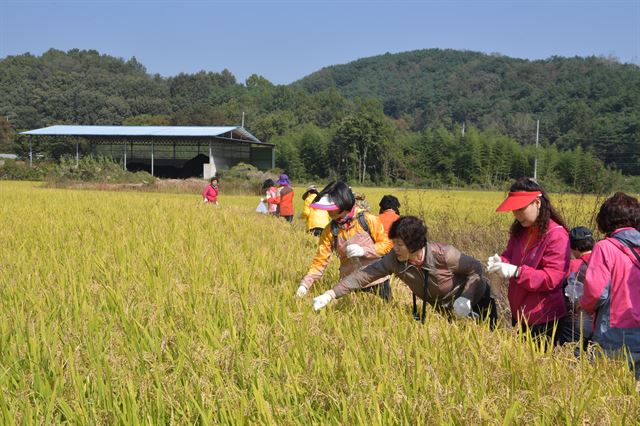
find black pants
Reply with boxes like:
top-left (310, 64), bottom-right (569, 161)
top-left (281, 215), bottom-right (293, 223)
top-left (515, 316), bottom-right (572, 346)
top-left (361, 279), bottom-right (392, 302)
top-left (473, 285), bottom-right (498, 329)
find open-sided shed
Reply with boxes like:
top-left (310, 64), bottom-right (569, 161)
top-left (20, 125), bottom-right (274, 178)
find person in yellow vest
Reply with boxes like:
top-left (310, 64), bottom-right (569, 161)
top-left (301, 185), bottom-right (330, 236)
top-left (296, 181), bottom-right (393, 301)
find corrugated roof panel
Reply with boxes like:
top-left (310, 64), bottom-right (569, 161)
top-left (21, 125), bottom-right (239, 137)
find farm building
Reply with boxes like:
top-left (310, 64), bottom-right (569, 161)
top-left (20, 125), bottom-right (274, 178)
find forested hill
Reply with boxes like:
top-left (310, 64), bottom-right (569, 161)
top-left (296, 49), bottom-right (640, 163)
top-left (1, 48), bottom-right (639, 180)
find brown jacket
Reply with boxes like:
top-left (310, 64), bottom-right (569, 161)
top-left (332, 242), bottom-right (489, 310)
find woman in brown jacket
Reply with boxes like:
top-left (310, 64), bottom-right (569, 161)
top-left (312, 216), bottom-right (497, 327)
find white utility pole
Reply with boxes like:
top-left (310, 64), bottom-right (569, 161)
top-left (241, 112), bottom-right (245, 127)
top-left (461, 122), bottom-right (465, 138)
top-left (533, 119), bottom-right (539, 180)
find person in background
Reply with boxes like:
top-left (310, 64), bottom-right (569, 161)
top-left (563, 226), bottom-right (595, 346)
top-left (296, 181), bottom-right (393, 301)
top-left (267, 174), bottom-right (294, 222)
top-left (312, 216), bottom-right (498, 328)
top-left (487, 177), bottom-right (571, 344)
top-left (378, 195), bottom-right (401, 237)
top-left (202, 176), bottom-right (219, 205)
top-left (581, 192), bottom-right (640, 379)
top-left (261, 179), bottom-right (278, 215)
top-left (301, 185), bottom-right (330, 236)
top-left (353, 191), bottom-right (371, 212)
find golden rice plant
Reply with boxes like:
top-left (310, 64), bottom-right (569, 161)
top-left (0, 181), bottom-right (637, 424)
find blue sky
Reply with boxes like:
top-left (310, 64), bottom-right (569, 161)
top-left (1, 0), bottom-right (638, 85)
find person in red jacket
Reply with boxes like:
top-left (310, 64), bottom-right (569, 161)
top-left (267, 174), bottom-right (295, 222)
top-left (202, 176), bottom-right (219, 205)
top-left (488, 177), bottom-right (571, 344)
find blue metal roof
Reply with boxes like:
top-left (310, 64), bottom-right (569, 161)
top-left (20, 125), bottom-right (266, 144)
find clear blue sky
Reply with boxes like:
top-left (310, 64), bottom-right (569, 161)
top-left (1, 0), bottom-right (638, 85)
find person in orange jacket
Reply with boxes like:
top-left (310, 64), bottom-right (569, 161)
top-left (267, 174), bottom-right (295, 222)
top-left (378, 195), bottom-right (401, 237)
top-left (296, 181), bottom-right (393, 301)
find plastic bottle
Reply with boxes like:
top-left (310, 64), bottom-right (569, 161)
top-left (564, 272), bottom-right (584, 303)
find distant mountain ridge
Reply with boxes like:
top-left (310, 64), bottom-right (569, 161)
top-left (1, 47), bottom-right (638, 174)
top-left (294, 48), bottom-right (639, 173)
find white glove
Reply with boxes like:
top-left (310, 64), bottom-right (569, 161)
top-left (203, 198), bottom-right (208, 203)
top-left (345, 244), bottom-right (365, 258)
top-left (313, 292), bottom-right (333, 311)
top-left (488, 262), bottom-right (519, 279)
top-left (296, 284), bottom-right (308, 298)
top-left (453, 297), bottom-right (472, 318)
top-left (487, 253), bottom-right (501, 270)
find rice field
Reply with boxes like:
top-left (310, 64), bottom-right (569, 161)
top-left (1, 180), bottom-right (638, 424)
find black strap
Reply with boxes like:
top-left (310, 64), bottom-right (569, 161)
top-left (357, 211), bottom-right (371, 237)
top-left (413, 268), bottom-right (429, 324)
top-left (576, 258), bottom-right (589, 283)
top-left (330, 220), bottom-right (339, 251)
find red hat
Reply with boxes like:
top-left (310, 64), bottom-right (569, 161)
top-left (496, 191), bottom-right (542, 212)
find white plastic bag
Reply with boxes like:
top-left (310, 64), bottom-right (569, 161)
top-left (255, 201), bottom-right (268, 214)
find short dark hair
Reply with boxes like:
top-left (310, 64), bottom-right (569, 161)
top-left (569, 226), bottom-right (595, 252)
top-left (317, 181), bottom-right (355, 212)
top-left (508, 177), bottom-right (568, 236)
top-left (388, 216), bottom-right (428, 252)
top-left (210, 176), bottom-right (218, 184)
top-left (301, 188), bottom-right (319, 201)
top-left (596, 192), bottom-right (640, 235)
top-left (262, 179), bottom-right (275, 190)
top-left (379, 195), bottom-right (401, 215)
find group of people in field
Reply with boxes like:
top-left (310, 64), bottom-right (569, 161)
top-left (205, 173), bottom-right (640, 380)
top-left (295, 178), bottom-right (640, 381)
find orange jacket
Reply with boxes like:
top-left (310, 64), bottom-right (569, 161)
top-left (378, 209), bottom-right (400, 237)
top-left (267, 186), bottom-right (294, 216)
top-left (301, 209), bottom-right (392, 289)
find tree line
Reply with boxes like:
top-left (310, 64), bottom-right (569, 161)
top-left (0, 48), bottom-right (638, 191)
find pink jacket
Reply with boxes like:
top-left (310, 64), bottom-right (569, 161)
top-left (265, 187), bottom-right (278, 214)
top-left (202, 184), bottom-right (219, 203)
top-left (501, 219), bottom-right (570, 325)
top-left (581, 228), bottom-right (640, 352)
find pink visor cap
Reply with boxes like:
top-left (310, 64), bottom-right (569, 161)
top-left (310, 195), bottom-right (340, 211)
top-left (496, 191), bottom-right (542, 212)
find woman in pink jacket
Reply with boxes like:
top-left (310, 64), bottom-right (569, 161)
top-left (488, 177), bottom-right (571, 344)
top-left (580, 192), bottom-right (640, 379)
